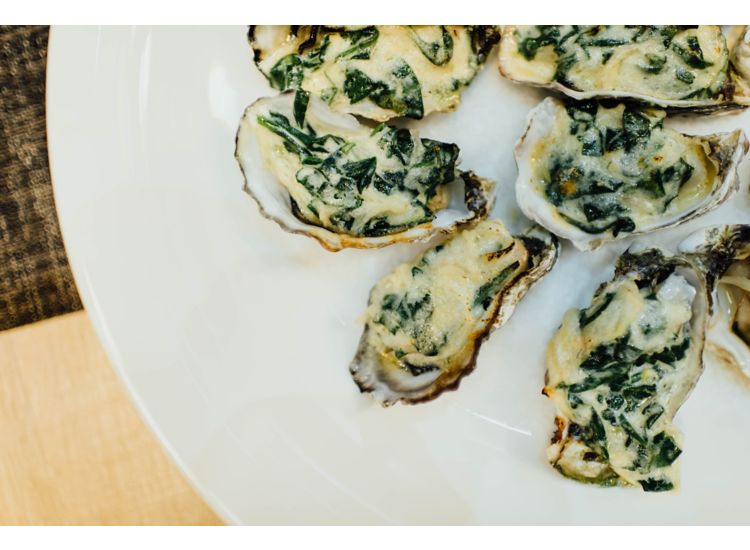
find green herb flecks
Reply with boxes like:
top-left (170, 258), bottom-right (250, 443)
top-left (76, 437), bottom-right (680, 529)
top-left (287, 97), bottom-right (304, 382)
top-left (409, 26), bottom-right (454, 66)
top-left (343, 59), bottom-right (424, 119)
top-left (472, 261), bottom-right (520, 314)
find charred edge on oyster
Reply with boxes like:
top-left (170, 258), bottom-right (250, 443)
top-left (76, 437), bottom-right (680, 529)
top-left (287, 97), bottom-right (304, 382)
top-left (470, 26), bottom-right (502, 63)
top-left (679, 225), bottom-right (750, 378)
top-left (350, 226), bottom-right (559, 406)
top-left (681, 224), bottom-right (750, 291)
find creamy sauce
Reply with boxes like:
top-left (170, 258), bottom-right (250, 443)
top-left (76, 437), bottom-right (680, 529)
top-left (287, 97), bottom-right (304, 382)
top-left (529, 101), bottom-right (716, 237)
top-left (546, 271), bottom-right (697, 491)
top-left (255, 26), bottom-right (494, 119)
top-left (363, 220), bottom-right (529, 378)
top-left (501, 26), bottom-right (729, 102)
top-left (252, 93), bottom-right (457, 237)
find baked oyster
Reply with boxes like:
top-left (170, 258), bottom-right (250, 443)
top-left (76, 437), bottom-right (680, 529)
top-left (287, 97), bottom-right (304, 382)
top-left (235, 91), bottom-right (494, 251)
top-left (680, 224), bottom-right (750, 378)
top-left (351, 219), bottom-right (559, 405)
top-left (499, 26), bottom-right (750, 112)
top-left (515, 97), bottom-right (748, 250)
top-left (249, 25), bottom-right (501, 120)
top-left (545, 249), bottom-right (709, 491)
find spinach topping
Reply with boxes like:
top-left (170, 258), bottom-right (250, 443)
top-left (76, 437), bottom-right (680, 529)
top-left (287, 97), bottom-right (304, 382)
top-left (409, 26), bottom-right (454, 66)
top-left (556, 277), bottom-right (693, 489)
top-left (257, 94), bottom-right (458, 236)
top-left (513, 26), bottom-right (726, 99)
top-left (639, 53), bottom-right (666, 74)
top-left (472, 261), bottom-right (521, 313)
top-left (259, 26), bottom-right (497, 119)
top-left (343, 60), bottom-right (424, 119)
top-left (268, 35), bottom-right (330, 89)
top-left (292, 90), bottom-right (310, 127)
top-left (517, 25), bottom-right (560, 60)
top-left (672, 35), bottom-right (712, 69)
top-left (579, 292), bottom-right (615, 327)
top-left (336, 26), bottom-right (379, 60)
top-left (541, 102), bottom-right (696, 236)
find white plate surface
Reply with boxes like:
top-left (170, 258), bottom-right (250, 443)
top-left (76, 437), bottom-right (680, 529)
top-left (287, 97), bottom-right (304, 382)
top-left (47, 26), bottom-right (750, 525)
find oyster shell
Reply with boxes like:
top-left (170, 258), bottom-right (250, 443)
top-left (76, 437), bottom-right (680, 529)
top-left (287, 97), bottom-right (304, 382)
top-left (235, 91), bottom-right (495, 251)
top-left (680, 224), bottom-right (750, 378)
top-left (350, 219), bottom-right (559, 405)
top-left (499, 26), bottom-right (750, 112)
top-left (249, 25), bottom-right (501, 121)
top-left (515, 97), bottom-right (748, 251)
top-left (545, 248), bottom-right (709, 491)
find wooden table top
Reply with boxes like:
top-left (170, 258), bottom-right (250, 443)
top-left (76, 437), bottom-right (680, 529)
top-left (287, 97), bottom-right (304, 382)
top-left (0, 311), bottom-right (222, 525)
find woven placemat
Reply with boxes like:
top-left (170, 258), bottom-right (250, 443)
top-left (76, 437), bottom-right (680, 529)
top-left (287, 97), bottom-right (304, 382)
top-left (0, 26), bottom-right (82, 331)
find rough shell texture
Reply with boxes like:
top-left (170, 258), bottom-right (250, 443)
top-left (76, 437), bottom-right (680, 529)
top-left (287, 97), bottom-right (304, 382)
top-left (515, 97), bottom-right (749, 251)
top-left (499, 26), bottom-right (750, 113)
top-left (680, 224), bottom-right (750, 378)
top-left (350, 226), bottom-right (560, 406)
top-left (235, 92), bottom-right (495, 251)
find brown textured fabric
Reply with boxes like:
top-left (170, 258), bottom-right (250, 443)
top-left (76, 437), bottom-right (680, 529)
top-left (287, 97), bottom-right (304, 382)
top-left (0, 26), bottom-right (82, 331)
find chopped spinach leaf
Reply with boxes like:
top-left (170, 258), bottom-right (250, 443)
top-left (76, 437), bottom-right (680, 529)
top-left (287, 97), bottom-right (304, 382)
top-left (336, 26), bottom-right (379, 60)
top-left (472, 262), bottom-right (520, 312)
top-left (292, 90), bottom-right (309, 127)
top-left (409, 26), bottom-right (454, 66)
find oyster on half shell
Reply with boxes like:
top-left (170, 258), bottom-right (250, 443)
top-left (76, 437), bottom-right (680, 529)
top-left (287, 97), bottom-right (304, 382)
top-left (235, 91), bottom-right (494, 251)
top-left (249, 25), bottom-right (501, 121)
top-left (545, 249), bottom-right (709, 491)
top-left (680, 224), bottom-right (750, 378)
top-left (515, 97), bottom-right (748, 251)
top-left (499, 26), bottom-right (750, 112)
top-left (350, 219), bottom-right (559, 405)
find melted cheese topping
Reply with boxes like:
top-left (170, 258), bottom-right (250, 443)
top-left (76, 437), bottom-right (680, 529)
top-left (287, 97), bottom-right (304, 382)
top-left (252, 93), bottom-right (457, 237)
top-left (363, 220), bottom-right (529, 378)
top-left (529, 101), bottom-right (716, 236)
top-left (546, 271), bottom-right (697, 491)
top-left (254, 26), bottom-right (492, 119)
top-left (501, 26), bottom-right (729, 102)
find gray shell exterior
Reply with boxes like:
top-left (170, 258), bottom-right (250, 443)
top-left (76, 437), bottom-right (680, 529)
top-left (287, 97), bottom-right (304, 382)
top-left (350, 225), bottom-right (560, 406)
top-left (679, 225), bottom-right (750, 378)
top-left (679, 224), bottom-right (750, 291)
top-left (499, 26), bottom-right (750, 113)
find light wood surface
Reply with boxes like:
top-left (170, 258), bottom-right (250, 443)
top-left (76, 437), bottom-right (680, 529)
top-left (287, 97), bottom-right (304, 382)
top-left (0, 311), bottom-right (223, 525)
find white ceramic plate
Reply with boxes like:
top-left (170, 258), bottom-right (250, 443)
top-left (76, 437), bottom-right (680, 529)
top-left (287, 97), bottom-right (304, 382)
top-left (47, 26), bottom-right (750, 525)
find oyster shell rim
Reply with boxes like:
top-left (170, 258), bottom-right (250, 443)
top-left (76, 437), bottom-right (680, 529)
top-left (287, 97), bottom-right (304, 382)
top-left (514, 96), bottom-right (750, 251)
top-left (545, 247), bottom-right (711, 490)
top-left (498, 25), bottom-right (750, 113)
top-left (248, 25), bottom-right (503, 122)
top-left (349, 224), bottom-right (560, 406)
top-left (679, 224), bottom-right (750, 378)
top-left (234, 92), bottom-right (496, 252)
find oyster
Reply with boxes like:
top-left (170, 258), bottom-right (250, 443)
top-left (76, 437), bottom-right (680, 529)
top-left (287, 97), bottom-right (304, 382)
top-left (680, 224), bottom-right (750, 378)
top-left (499, 26), bottom-right (750, 112)
top-left (515, 97), bottom-right (748, 250)
top-left (249, 25), bottom-right (501, 121)
top-left (235, 91), bottom-right (494, 251)
top-left (545, 249), bottom-right (709, 491)
top-left (351, 219), bottom-right (559, 405)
